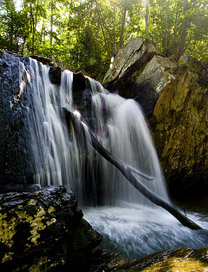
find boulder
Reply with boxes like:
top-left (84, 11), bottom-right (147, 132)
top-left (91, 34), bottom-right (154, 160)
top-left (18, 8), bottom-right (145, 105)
top-left (103, 38), bottom-right (177, 117)
top-left (0, 186), bottom-right (102, 271)
top-left (103, 38), bottom-right (157, 86)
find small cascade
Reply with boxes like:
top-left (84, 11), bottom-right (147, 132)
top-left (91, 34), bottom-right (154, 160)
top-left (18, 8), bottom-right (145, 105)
top-left (25, 57), bottom-right (169, 207)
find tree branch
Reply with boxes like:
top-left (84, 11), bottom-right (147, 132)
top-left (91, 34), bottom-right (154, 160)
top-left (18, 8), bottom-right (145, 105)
top-left (63, 107), bottom-right (204, 230)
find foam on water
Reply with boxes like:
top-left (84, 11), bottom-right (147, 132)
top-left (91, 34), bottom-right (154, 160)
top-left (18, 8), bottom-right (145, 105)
top-left (84, 205), bottom-right (208, 259)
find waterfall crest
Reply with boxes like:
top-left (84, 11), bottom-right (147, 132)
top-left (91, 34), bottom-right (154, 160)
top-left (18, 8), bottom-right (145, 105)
top-left (27, 58), bottom-right (169, 207)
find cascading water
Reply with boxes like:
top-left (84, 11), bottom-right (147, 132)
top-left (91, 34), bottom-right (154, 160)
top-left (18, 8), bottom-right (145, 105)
top-left (25, 57), bottom-right (208, 259)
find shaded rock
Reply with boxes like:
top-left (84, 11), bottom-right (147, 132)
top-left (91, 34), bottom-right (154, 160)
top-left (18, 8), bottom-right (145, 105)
top-left (49, 66), bottom-right (62, 84)
top-left (150, 67), bottom-right (208, 194)
top-left (30, 55), bottom-right (53, 66)
top-left (0, 52), bottom-right (31, 188)
top-left (0, 186), bottom-right (102, 272)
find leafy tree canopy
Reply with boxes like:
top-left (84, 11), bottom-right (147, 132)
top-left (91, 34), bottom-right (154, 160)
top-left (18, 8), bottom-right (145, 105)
top-left (0, 0), bottom-right (207, 80)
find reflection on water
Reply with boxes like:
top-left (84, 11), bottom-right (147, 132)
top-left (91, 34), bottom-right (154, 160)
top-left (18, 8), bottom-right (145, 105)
top-left (84, 204), bottom-right (208, 259)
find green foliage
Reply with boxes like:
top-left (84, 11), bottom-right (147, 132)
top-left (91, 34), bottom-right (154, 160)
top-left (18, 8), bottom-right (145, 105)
top-left (0, 0), bottom-right (207, 79)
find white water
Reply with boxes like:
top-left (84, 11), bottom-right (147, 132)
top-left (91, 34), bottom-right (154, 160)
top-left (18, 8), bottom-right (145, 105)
top-left (84, 205), bottom-right (208, 259)
top-left (26, 58), bottom-right (169, 207)
top-left (25, 58), bottom-right (208, 259)
top-left (91, 92), bottom-right (169, 206)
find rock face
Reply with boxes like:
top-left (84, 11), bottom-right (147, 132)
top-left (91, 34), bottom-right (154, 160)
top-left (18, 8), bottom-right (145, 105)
top-left (0, 186), bottom-right (102, 271)
top-left (0, 52), bottom-right (31, 188)
top-left (103, 38), bottom-right (208, 194)
top-left (150, 67), bottom-right (208, 194)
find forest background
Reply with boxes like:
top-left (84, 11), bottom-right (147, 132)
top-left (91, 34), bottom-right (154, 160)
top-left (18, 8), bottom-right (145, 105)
top-left (0, 0), bottom-right (207, 80)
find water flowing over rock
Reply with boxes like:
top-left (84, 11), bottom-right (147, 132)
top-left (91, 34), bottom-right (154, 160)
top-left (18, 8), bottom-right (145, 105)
top-left (0, 51), bottom-right (208, 271)
top-left (0, 51), bottom-right (168, 209)
top-left (103, 38), bottom-right (208, 195)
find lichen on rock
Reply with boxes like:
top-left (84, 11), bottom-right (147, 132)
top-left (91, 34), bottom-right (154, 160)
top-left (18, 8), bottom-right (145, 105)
top-left (0, 186), bottom-right (102, 271)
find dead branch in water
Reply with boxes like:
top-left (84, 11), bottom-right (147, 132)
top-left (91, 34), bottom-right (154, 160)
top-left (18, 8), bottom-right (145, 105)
top-left (63, 107), bottom-right (203, 230)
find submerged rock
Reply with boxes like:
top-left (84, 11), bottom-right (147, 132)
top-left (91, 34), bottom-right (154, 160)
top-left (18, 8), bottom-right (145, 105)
top-left (0, 186), bottom-right (102, 271)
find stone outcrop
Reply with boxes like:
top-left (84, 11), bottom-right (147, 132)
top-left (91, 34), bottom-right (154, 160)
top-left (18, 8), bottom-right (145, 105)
top-left (0, 186), bottom-right (102, 271)
top-left (150, 66), bottom-right (208, 194)
top-left (103, 38), bottom-right (208, 195)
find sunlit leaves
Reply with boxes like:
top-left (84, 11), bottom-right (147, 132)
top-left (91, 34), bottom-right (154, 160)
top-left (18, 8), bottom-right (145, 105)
top-left (0, 0), bottom-right (207, 78)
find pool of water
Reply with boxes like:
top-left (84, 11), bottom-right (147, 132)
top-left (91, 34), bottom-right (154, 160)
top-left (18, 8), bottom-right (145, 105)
top-left (84, 200), bottom-right (208, 259)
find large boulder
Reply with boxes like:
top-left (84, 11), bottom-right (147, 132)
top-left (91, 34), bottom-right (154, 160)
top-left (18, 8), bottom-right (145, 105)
top-left (0, 186), bottom-right (102, 271)
top-left (103, 38), bottom-right (177, 117)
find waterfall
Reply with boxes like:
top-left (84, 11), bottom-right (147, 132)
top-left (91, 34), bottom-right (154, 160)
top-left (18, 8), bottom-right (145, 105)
top-left (26, 57), bottom-right (169, 207)
top-left (4, 53), bottom-right (208, 259)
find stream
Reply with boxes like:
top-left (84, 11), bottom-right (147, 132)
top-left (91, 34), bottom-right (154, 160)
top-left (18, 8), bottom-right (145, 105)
top-left (84, 196), bottom-right (208, 259)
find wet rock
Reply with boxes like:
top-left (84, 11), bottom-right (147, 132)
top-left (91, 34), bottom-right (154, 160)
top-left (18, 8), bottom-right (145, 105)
top-left (0, 186), bottom-right (102, 271)
top-left (49, 66), bottom-right (62, 84)
top-left (0, 52), bottom-right (92, 190)
top-left (0, 52), bottom-right (31, 188)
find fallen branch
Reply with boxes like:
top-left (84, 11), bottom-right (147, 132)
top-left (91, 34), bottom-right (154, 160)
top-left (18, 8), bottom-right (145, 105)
top-left (63, 107), bottom-right (203, 230)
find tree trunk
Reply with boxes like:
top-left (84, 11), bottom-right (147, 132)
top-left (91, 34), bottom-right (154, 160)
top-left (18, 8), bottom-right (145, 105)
top-left (63, 108), bottom-right (204, 231)
top-left (145, 4), bottom-right (149, 41)
top-left (119, 7), bottom-right (127, 48)
top-left (165, 0), bottom-right (169, 50)
top-left (177, 0), bottom-right (189, 59)
top-left (30, 3), bottom-right (35, 54)
top-left (50, 0), bottom-right (54, 46)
